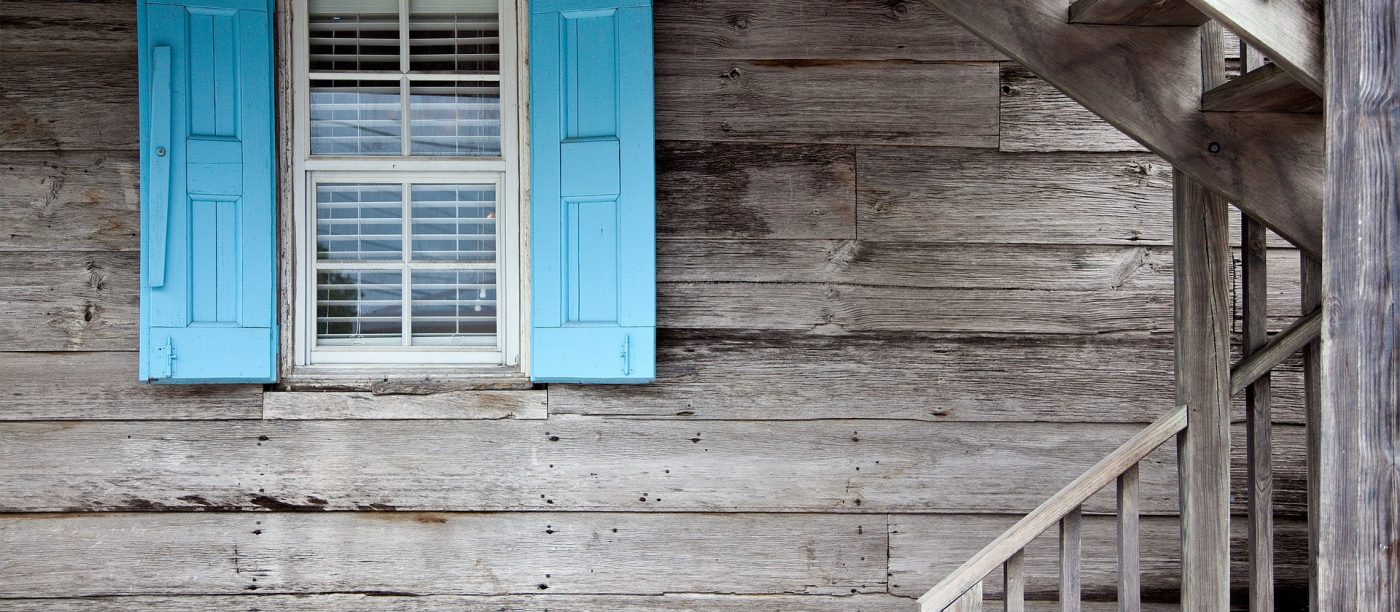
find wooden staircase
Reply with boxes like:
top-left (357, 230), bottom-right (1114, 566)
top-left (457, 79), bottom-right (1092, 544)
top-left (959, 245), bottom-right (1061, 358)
top-left (915, 0), bottom-right (1327, 610)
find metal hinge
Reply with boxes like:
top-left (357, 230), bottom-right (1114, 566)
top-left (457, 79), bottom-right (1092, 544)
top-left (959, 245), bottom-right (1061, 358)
top-left (619, 334), bottom-right (632, 376)
top-left (153, 338), bottom-right (177, 379)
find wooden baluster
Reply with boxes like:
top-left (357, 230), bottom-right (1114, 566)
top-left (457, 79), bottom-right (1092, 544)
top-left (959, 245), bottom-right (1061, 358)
top-left (1117, 464), bottom-right (1141, 612)
top-left (1061, 506), bottom-right (1083, 612)
top-left (1242, 215), bottom-right (1274, 611)
top-left (948, 582), bottom-right (984, 612)
top-left (1300, 253), bottom-right (1322, 610)
top-left (1005, 550), bottom-right (1026, 612)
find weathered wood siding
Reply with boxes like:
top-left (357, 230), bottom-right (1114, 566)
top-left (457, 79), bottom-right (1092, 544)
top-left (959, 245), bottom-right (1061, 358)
top-left (0, 0), bottom-right (1307, 607)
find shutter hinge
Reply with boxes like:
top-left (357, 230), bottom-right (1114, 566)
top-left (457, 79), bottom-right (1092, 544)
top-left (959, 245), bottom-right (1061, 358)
top-left (619, 334), bottom-right (633, 376)
top-left (153, 338), bottom-right (177, 379)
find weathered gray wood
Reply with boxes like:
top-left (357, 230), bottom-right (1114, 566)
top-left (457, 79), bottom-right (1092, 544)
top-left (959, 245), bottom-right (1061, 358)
top-left (656, 58), bottom-right (998, 147)
top-left (893, 515), bottom-right (1310, 599)
top-left (946, 582), bottom-right (984, 612)
top-left (0, 52), bottom-right (137, 151)
top-left (0, 351), bottom-right (261, 420)
top-left (0, 595), bottom-right (1180, 612)
top-left (1068, 0), bottom-right (1208, 25)
top-left (0, 152), bottom-right (140, 251)
top-left (1116, 465), bottom-right (1141, 612)
top-left (0, 0), bottom-right (134, 54)
top-left (998, 65), bottom-right (1148, 153)
top-left (0, 512), bottom-right (886, 597)
top-left (1173, 166), bottom-right (1232, 612)
top-left (0, 252), bottom-right (136, 351)
top-left (0, 416), bottom-right (1308, 514)
top-left (653, 0), bottom-right (1002, 61)
top-left (918, 407), bottom-right (1185, 611)
top-left (263, 391), bottom-right (547, 420)
top-left (1060, 506), bottom-right (1083, 612)
top-left (926, 0), bottom-right (1325, 255)
top-left (858, 146), bottom-right (1168, 243)
top-left (1006, 550), bottom-right (1027, 612)
top-left (1241, 215), bottom-right (1274, 612)
top-left (1202, 64), bottom-right (1322, 113)
top-left (1300, 254), bottom-right (1321, 610)
top-left (657, 141), bottom-right (855, 239)
top-left (1229, 308), bottom-right (1322, 395)
top-left (1180, 0), bottom-right (1324, 94)
top-left (1318, 1), bottom-right (1400, 607)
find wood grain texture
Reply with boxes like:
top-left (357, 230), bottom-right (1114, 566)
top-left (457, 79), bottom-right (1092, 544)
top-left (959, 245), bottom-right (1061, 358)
top-left (1060, 506), bottom-right (1083, 612)
top-left (857, 146), bottom-right (1169, 244)
top-left (263, 390), bottom-right (548, 420)
top-left (656, 58), bottom-right (998, 146)
top-left (0, 152), bottom-right (140, 252)
top-left (1173, 169), bottom-right (1233, 612)
top-left (1117, 465), bottom-right (1142, 612)
top-left (0, 252), bottom-right (136, 351)
top-left (1241, 215), bottom-right (1274, 612)
top-left (0, 351), bottom-right (261, 420)
top-left (891, 515), bottom-right (1310, 600)
top-left (998, 66), bottom-right (1148, 153)
top-left (1069, 0), bottom-right (1208, 26)
top-left (0, 52), bottom-right (137, 151)
top-left (926, 1), bottom-right (1324, 255)
top-left (1181, 0), bottom-right (1324, 93)
top-left (0, 512), bottom-right (886, 597)
top-left (654, 0), bottom-right (1002, 61)
top-left (1300, 254), bottom-right (1322, 610)
top-left (1318, 0), bottom-right (1400, 607)
top-left (0, 416), bottom-right (1307, 515)
top-left (657, 141), bottom-right (856, 239)
top-left (1201, 63), bottom-right (1322, 113)
top-left (0, 0), bottom-right (134, 54)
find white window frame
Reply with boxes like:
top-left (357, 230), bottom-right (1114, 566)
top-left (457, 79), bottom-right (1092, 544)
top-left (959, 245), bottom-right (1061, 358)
top-left (290, 0), bottom-right (524, 370)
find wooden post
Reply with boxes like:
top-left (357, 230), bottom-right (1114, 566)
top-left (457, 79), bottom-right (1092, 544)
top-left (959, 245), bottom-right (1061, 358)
top-left (1319, 0), bottom-right (1400, 608)
top-left (1175, 20), bottom-right (1232, 612)
top-left (1241, 215), bottom-right (1273, 612)
top-left (1116, 465), bottom-right (1141, 612)
top-left (1300, 254), bottom-right (1321, 611)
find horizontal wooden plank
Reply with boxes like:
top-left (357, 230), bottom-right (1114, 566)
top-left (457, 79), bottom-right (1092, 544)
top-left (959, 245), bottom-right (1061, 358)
top-left (0, 594), bottom-right (1181, 611)
top-left (0, 416), bottom-right (1305, 515)
top-left (264, 390), bottom-right (547, 420)
top-left (0, 351), bottom-right (261, 420)
top-left (1202, 63), bottom-right (1323, 113)
top-left (0, 252), bottom-right (136, 351)
top-left (998, 64), bottom-right (1148, 153)
top-left (0, 52), bottom-right (136, 151)
top-left (654, 0), bottom-right (1003, 61)
top-left (551, 330), bottom-right (1308, 424)
top-left (0, 152), bottom-right (140, 252)
top-left (657, 59), bottom-right (999, 147)
top-left (657, 141), bottom-right (856, 239)
top-left (0, 0), bottom-right (134, 54)
top-left (889, 514), bottom-right (1309, 600)
top-left (0, 512), bottom-right (886, 597)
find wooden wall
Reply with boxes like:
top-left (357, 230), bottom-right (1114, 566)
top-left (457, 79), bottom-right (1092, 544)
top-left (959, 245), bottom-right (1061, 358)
top-left (0, 0), bottom-right (1308, 608)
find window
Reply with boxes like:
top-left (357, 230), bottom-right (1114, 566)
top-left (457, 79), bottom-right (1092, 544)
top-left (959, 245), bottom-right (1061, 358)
top-left (291, 0), bottom-right (521, 368)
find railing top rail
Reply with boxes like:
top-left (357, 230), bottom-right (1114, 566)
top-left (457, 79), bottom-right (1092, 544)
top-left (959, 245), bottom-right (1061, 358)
top-left (916, 405), bottom-right (1187, 612)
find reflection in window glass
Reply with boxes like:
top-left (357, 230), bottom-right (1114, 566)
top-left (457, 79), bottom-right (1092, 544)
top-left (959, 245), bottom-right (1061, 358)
top-left (316, 269), bottom-right (403, 346)
top-left (409, 80), bottom-right (501, 156)
top-left (316, 183), bottom-right (403, 261)
top-left (309, 80), bottom-right (403, 156)
top-left (411, 269), bottom-right (497, 346)
top-left (308, 0), bottom-right (401, 72)
top-left (411, 184), bottom-right (496, 262)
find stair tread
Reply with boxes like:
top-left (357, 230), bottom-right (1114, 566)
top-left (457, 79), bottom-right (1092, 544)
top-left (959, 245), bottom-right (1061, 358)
top-left (1069, 0), bottom-right (1209, 26)
top-left (1202, 63), bottom-right (1323, 113)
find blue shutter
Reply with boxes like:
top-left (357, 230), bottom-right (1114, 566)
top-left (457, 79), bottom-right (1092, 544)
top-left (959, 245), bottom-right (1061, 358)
top-left (529, 0), bottom-right (656, 383)
top-left (138, 0), bottom-right (277, 383)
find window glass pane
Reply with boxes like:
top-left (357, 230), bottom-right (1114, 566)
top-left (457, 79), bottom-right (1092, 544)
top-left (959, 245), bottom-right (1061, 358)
top-left (308, 0), bottom-right (400, 72)
top-left (310, 79), bottom-right (403, 156)
top-left (409, 0), bottom-right (500, 73)
top-left (316, 183), bottom-right (403, 261)
top-left (409, 80), bottom-right (501, 156)
top-left (411, 269), bottom-right (497, 346)
top-left (410, 183), bottom-right (495, 261)
top-left (317, 269), bottom-right (403, 346)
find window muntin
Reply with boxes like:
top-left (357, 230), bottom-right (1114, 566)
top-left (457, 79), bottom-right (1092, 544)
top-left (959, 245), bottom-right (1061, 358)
top-left (294, 0), bottom-right (518, 368)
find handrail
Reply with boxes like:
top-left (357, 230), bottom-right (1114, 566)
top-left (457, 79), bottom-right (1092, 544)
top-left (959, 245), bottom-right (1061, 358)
top-left (917, 405), bottom-right (1188, 611)
top-left (1230, 307), bottom-right (1322, 395)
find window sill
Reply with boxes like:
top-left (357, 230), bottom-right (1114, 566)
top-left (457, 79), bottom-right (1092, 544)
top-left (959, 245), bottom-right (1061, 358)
top-left (268, 366), bottom-right (542, 421)
top-left (276, 365), bottom-right (532, 393)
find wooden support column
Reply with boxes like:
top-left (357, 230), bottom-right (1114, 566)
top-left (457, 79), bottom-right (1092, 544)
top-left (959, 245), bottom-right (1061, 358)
top-left (1300, 254), bottom-right (1322, 610)
top-left (1241, 215), bottom-right (1273, 612)
top-left (1319, 0), bottom-right (1400, 608)
top-left (1175, 21), bottom-right (1233, 612)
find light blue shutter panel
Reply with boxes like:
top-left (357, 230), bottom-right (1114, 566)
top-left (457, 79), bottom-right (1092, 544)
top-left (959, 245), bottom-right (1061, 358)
top-left (138, 0), bottom-right (277, 383)
top-left (530, 0), bottom-right (656, 383)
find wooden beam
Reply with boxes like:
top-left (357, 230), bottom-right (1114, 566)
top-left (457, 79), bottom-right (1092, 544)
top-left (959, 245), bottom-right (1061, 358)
top-left (1229, 307), bottom-right (1322, 395)
top-left (1300, 254), bottom-right (1322, 611)
top-left (1318, 0), bottom-right (1400, 608)
top-left (1202, 63), bottom-right (1322, 113)
top-left (1180, 0), bottom-right (1324, 94)
top-left (1241, 216), bottom-right (1274, 612)
top-left (1068, 0), bottom-right (1208, 25)
top-left (922, 0), bottom-right (1324, 256)
top-left (1173, 168), bottom-right (1232, 612)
